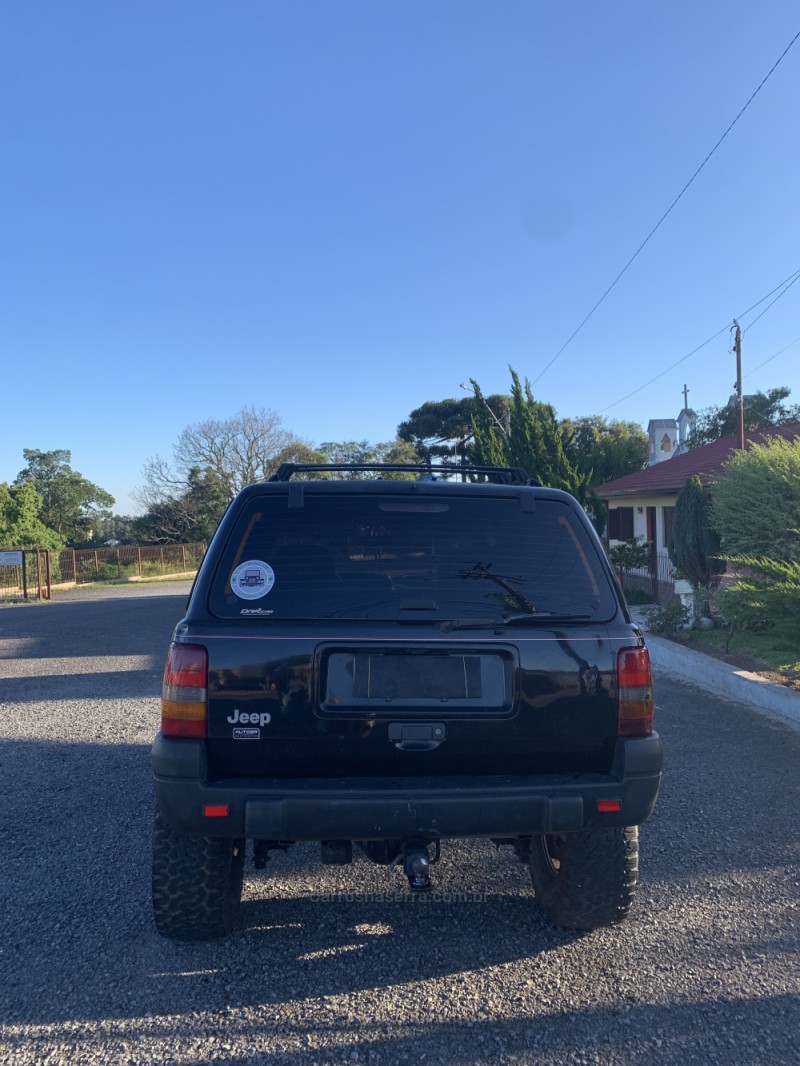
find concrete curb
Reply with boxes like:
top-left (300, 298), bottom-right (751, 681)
top-left (630, 611), bottom-right (800, 728)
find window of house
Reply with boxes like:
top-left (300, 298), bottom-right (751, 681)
top-left (662, 506), bottom-right (675, 551)
top-left (607, 506), bottom-right (634, 541)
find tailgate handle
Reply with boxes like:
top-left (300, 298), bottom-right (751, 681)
top-left (388, 722), bottom-right (446, 751)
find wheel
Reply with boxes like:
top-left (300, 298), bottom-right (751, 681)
top-left (151, 811), bottom-right (245, 940)
top-left (528, 826), bottom-right (639, 930)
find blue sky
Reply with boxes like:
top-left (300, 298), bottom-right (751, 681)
top-left (2, 2), bottom-right (799, 515)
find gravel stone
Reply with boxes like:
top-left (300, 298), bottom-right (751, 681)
top-left (0, 582), bottom-right (798, 1064)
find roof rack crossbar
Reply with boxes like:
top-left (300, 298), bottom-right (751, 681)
top-left (268, 462), bottom-right (539, 486)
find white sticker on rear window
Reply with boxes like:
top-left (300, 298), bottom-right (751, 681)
top-left (231, 560), bottom-right (275, 599)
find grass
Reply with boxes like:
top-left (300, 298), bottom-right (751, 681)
top-left (677, 626), bottom-right (800, 675)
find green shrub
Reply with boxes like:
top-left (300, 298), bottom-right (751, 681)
top-left (641, 602), bottom-right (691, 635)
top-left (716, 556), bottom-right (800, 647)
top-left (711, 438), bottom-right (800, 563)
top-left (608, 536), bottom-right (649, 571)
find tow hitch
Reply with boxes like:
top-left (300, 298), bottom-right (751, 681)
top-left (393, 841), bottom-right (440, 893)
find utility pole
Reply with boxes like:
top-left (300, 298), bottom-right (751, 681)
top-left (732, 320), bottom-right (744, 450)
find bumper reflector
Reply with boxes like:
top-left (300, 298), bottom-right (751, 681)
top-left (598, 799), bottom-right (622, 812)
top-left (203, 805), bottom-right (230, 818)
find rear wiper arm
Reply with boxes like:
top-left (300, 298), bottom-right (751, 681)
top-left (440, 618), bottom-right (499, 632)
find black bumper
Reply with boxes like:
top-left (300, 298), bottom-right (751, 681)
top-left (152, 732), bottom-right (662, 840)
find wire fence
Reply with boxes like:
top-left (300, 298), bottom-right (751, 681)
top-left (0, 542), bottom-right (206, 601)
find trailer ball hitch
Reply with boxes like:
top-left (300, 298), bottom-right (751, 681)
top-left (404, 848), bottom-right (432, 893)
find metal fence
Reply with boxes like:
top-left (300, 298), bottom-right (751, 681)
top-left (56, 542), bottom-right (206, 584)
top-left (0, 542), bottom-right (206, 600)
top-left (617, 550), bottom-right (677, 605)
top-left (0, 550), bottom-right (51, 600)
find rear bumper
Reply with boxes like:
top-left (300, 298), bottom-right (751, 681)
top-left (152, 732), bottom-right (662, 840)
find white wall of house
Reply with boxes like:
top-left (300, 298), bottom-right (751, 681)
top-left (607, 493), bottom-right (678, 552)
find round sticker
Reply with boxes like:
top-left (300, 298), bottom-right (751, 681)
top-left (230, 560), bottom-right (275, 600)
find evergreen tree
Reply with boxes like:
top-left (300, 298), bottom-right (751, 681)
top-left (668, 475), bottom-right (725, 593)
top-left (0, 482), bottom-right (64, 550)
top-left (469, 368), bottom-right (590, 499)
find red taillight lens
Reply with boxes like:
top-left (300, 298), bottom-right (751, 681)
top-left (161, 643), bottom-right (208, 738)
top-left (617, 646), bottom-right (654, 737)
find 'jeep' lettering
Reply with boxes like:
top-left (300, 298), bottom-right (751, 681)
top-left (226, 709), bottom-right (271, 726)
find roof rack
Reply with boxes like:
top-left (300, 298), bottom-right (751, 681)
top-left (269, 462), bottom-right (540, 486)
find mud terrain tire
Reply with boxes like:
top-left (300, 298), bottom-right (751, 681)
top-left (152, 811), bottom-right (245, 940)
top-left (528, 826), bottom-right (638, 929)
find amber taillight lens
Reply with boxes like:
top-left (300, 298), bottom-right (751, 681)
top-left (617, 646), bottom-right (654, 737)
top-left (161, 643), bottom-right (208, 738)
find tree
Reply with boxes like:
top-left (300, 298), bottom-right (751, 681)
top-left (318, 438), bottom-right (421, 478)
top-left (135, 406), bottom-right (321, 542)
top-left (132, 466), bottom-right (231, 544)
top-left (397, 395), bottom-right (510, 463)
top-left (0, 481), bottom-right (64, 550)
top-left (560, 416), bottom-right (648, 487)
top-left (469, 368), bottom-right (590, 499)
top-left (688, 386), bottom-right (800, 448)
top-left (668, 475), bottom-right (725, 596)
top-left (710, 436), bottom-right (800, 563)
top-left (170, 405), bottom-right (317, 499)
top-left (14, 449), bottom-right (114, 546)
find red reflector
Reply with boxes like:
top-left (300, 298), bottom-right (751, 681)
top-left (598, 799), bottom-right (622, 812)
top-left (162, 716), bottom-right (206, 739)
top-left (203, 805), bottom-right (230, 818)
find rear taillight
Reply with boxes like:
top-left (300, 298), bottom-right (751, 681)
top-left (161, 643), bottom-right (208, 738)
top-left (617, 646), bottom-right (654, 737)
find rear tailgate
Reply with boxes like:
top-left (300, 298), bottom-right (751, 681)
top-left (203, 630), bottom-right (619, 779)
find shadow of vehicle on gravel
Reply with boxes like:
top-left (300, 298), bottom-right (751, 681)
top-left (0, 594), bottom-right (187, 660)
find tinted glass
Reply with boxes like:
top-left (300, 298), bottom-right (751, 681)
top-left (209, 492), bottom-right (616, 621)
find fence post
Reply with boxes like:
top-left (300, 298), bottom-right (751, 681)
top-left (137, 546), bottom-right (142, 578)
top-left (181, 544), bottom-right (186, 571)
top-left (72, 549), bottom-right (77, 584)
top-left (160, 545), bottom-right (165, 575)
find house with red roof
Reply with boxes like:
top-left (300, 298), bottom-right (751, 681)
top-left (595, 420), bottom-right (800, 598)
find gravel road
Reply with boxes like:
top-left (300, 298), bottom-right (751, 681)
top-left (1, 584), bottom-right (798, 1065)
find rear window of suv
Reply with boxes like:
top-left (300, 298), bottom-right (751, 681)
top-left (208, 491), bottom-right (617, 622)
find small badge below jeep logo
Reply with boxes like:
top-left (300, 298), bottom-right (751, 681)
top-left (233, 727), bottom-right (260, 740)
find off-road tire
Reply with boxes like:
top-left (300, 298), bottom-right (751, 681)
top-left (152, 811), bottom-right (245, 941)
top-left (528, 826), bottom-right (638, 930)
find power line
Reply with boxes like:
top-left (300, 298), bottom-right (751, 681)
top-left (742, 271), bottom-right (800, 333)
top-left (745, 334), bottom-right (800, 377)
top-left (533, 27), bottom-right (800, 388)
top-left (599, 266), bottom-right (800, 413)
top-left (599, 325), bottom-right (729, 413)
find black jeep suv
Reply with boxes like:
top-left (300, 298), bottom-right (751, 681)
top-left (151, 463), bottom-right (661, 939)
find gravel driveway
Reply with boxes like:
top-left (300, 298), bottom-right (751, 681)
top-left (1, 584), bottom-right (798, 1064)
